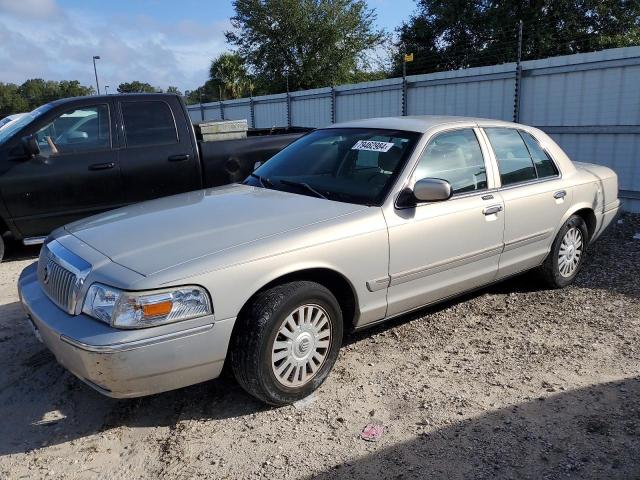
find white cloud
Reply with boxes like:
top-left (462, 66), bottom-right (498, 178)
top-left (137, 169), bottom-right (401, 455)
top-left (0, 1), bottom-right (230, 92)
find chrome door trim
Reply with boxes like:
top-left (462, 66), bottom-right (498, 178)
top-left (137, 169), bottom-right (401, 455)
top-left (23, 236), bottom-right (47, 246)
top-left (366, 276), bottom-right (390, 292)
top-left (502, 229), bottom-right (553, 252)
top-left (389, 244), bottom-right (503, 287)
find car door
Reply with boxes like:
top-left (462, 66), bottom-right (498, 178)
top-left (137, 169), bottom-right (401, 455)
top-left (0, 100), bottom-right (123, 239)
top-left (384, 127), bottom-right (505, 317)
top-left (116, 97), bottom-right (202, 204)
top-left (480, 127), bottom-right (570, 279)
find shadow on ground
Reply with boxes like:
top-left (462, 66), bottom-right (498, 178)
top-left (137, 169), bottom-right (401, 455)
top-left (309, 377), bottom-right (640, 479)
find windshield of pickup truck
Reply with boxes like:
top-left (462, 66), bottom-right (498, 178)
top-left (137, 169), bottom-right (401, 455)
top-left (245, 128), bottom-right (421, 206)
top-left (0, 104), bottom-right (53, 145)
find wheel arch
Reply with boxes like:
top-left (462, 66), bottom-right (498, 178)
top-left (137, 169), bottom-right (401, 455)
top-left (232, 267), bottom-right (359, 338)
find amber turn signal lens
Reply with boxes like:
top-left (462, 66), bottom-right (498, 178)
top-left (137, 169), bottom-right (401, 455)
top-left (142, 301), bottom-right (173, 318)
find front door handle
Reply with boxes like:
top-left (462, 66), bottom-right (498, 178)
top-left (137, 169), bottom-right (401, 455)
top-left (554, 190), bottom-right (567, 199)
top-left (89, 162), bottom-right (115, 171)
top-left (168, 154), bottom-right (191, 162)
top-left (482, 205), bottom-right (503, 216)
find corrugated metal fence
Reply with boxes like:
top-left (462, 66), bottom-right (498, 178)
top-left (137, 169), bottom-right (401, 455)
top-left (187, 46), bottom-right (640, 212)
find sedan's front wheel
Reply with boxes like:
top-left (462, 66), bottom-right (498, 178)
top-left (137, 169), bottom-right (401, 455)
top-left (230, 281), bottom-right (343, 405)
top-left (539, 214), bottom-right (589, 288)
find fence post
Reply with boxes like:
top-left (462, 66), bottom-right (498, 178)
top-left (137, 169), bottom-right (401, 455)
top-left (331, 87), bottom-right (336, 124)
top-left (199, 92), bottom-right (204, 122)
top-left (286, 92), bottom-right (292, 128)
top-left (402, 57), bottom-right (408, 116)
top-left (513, 19), bottom-right (523, 122)
top-left (220, 100), bottom-right (225, 121)
top-left (250, 97), bottom-right (255, 128)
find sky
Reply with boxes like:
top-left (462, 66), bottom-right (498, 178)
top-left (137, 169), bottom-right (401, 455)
top-left (0, 0), bottom-right (416, 93)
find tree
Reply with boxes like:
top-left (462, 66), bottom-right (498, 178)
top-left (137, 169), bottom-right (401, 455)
top-left (397, 0), bottom-right (640, 76)
top-left (0, 79), bottom-right (94, 117)
top-left (209, 53), bottom-right (254, 99)
top-left (166, 86), bottom-right (183, 96)
top-left (226, 0), bottom-right (385, 93)
top-left (117, 81), bottom-right (159, 93)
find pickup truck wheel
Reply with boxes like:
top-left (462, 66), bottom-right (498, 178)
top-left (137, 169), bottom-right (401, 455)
top-left (230, 281), bottom-right (343, 406)
top-left (539, 215), bottom-right (588, 288)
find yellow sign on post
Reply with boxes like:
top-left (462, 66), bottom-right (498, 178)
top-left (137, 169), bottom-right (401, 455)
top-left (404, 53), bottom-right (414, 62)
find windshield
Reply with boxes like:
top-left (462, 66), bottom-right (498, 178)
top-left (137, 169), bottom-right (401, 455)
top-left (0, 104), bottom-right (54, 145)
top-left (245, 128), bottom-right (421, 206)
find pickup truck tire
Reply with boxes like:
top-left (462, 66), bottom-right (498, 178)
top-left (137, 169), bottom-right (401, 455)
top-left (539, 214), bottom-right (588, 288)
top-left (230, 281), bottom-right (343, 406)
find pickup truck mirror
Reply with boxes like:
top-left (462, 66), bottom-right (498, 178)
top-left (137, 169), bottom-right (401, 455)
top-left (412, 178), bottom-right (452, 202)
top-left (21, 135), bottom-right (40, 158)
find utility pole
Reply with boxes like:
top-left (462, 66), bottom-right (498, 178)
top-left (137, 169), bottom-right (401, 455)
top-left (92, 56), bottom-right (101, 95)
top-left (513, 20), bottom-right (523, 122)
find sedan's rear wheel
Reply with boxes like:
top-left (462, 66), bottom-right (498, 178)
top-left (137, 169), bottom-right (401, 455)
top-left (230, 281), bottom-right (343, 405)
top-left (539, 214), bottom-right (588, 288)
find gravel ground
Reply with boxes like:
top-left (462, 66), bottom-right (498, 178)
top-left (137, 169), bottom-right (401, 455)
top-left (0, 214), bottom-right (639, 480)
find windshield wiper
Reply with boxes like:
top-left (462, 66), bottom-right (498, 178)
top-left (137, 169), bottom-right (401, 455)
top-left (249, 173), bottom-right (274, 188)
top-left (279, 179), bottom-right (328, 200)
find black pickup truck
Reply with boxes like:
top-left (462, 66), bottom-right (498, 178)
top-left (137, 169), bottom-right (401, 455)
top-left (0, 93), bottom-right (308, 260)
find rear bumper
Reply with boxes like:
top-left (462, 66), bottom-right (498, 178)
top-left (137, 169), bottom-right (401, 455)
top-left (18, 263), bottom-right (234, 398)
top-left (592, 199), bottom-right (621, 242)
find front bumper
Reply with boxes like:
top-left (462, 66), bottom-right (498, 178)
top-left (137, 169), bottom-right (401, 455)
top-left (18, 263), bottom-right (234, 398)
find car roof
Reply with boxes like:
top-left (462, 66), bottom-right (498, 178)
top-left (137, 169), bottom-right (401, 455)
top-left (327, 115), bottom-right (520, 133)
top-left (47, 92), bottom-right (180, 107)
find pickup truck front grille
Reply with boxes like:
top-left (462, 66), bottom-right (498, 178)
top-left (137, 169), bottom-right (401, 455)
top-left (37, 241), bottom-right (91, 315)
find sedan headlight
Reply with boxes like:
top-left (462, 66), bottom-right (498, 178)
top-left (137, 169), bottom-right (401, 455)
top-left (82, 283), bottom-right (212, 329)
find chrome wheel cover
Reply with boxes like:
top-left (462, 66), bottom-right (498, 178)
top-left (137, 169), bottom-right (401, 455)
top-left (271, 304), bottom-right (331, 388)
top-left (558, 227), bottom-right (583, 278)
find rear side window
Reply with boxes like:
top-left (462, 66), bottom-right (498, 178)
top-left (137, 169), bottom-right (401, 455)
top-left (485, 128), bottom-right (536, 186)
top-left (520, 131), bottom-right (559, 178)
top-left (121, 101), bottom-right (178, 147)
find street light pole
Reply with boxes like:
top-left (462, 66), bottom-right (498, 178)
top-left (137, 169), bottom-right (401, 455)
top-left (105, 85), bottom-right (109, 95)
top-left (92, 56), bottom-right (101, 95)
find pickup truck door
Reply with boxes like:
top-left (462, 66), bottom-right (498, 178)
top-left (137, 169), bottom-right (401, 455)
top-left (480, 128), bottom-right (571, 279)
top-left (0, 100), bottom-right (123, 239)
top-left (116, 97), bottom-right (202, 204)
top-left (384, 127), bottom-right (505, 317)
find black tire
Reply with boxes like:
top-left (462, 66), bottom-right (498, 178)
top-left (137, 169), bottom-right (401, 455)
top-left (230, 281), bottom-right (343, 406)
top-left (539, 214), bottom-right (589, 288)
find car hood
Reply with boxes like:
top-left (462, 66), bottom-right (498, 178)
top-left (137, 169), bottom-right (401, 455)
top-left (65, 184), bottom-right (367, 276)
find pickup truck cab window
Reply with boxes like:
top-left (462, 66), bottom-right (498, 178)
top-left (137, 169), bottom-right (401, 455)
top-left (33, 104), bottom-right (111, 158)
top-left (247, 128), bottom-right (420, 206)
top-left (121, 100), bottom-right (178, 147)
top-left (413, 128), bottom-right (487, 194)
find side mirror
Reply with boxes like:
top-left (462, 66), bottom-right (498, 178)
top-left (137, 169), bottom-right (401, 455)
top-left (21, 135), bottom-right (40, 158)
top-left (412, 178), bottom-right (452, 202)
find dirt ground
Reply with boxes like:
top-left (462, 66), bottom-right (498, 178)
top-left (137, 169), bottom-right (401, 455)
top-left (0, 214), bottom-right (639, 480)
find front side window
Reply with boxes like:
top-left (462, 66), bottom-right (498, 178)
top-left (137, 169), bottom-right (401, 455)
top-left (33, 104), bottom-right (111, 157)
top-left (485, 128), bottom-right (537, 186)
top-left (121, 101), bottom-right (178, 147)
top-left (414, 128), bottom-right (487, 194)
top-left (245, 128), bottom-right (421, 206)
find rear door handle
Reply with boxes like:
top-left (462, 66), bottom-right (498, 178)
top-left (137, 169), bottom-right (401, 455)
top-left (554, 190), bottom-right (567, 199)
top-left (482, 205), bottom-right (503, 215)
top-left (168, 154), bottom-right (191, 162)
top-left (89, 162), bottom-right (115, 171)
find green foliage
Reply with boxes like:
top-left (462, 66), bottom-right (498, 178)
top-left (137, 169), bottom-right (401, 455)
top-left (397, 0), bottom-right (640, 75)
top-left (166, 86), bottom-right (183, 95)
top-left (117, 81), bottom-right (159, 93)
top-left (226, 0), bottom-right (385, 92)
top-left (209, 52), bottom-right (254, 99)
top-left (0, 79), bottom-right (94, 118)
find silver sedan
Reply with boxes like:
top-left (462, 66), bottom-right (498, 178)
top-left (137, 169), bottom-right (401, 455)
top-left (19, 116), bottom-right (620, 405)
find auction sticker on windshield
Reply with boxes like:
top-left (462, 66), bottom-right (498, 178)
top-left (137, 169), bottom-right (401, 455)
top-left (351, 140), bottom-right (395, 152)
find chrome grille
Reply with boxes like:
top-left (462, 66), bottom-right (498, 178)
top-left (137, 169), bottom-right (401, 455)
top-left (37, 240), bottom-right (91, 315)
